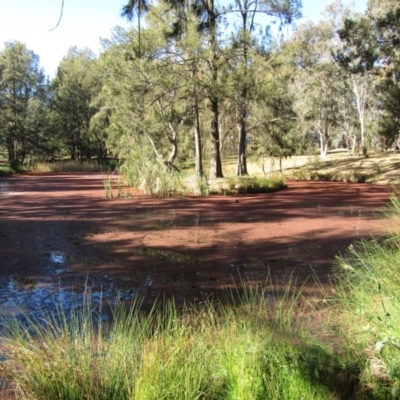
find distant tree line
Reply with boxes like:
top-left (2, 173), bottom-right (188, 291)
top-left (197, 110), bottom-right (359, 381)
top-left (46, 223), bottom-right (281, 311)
top-left (0, 0), bottom-right (399, 176)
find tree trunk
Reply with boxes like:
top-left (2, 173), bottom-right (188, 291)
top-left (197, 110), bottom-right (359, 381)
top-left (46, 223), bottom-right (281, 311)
top-left (352, 75), bottom-right (368, 156)
top-left (6, 136), bottom-right (19, 168)
top-left (193, 99), bottom-right (203, 177)
top-left (320, 130), bottom-right (329, 158)
top-left (191, 68), bottom-right (204, 177)
top-left (208, 0), bottom-right (223, 179)
top-left (236, 101), bottom-right (248, 176)
top-left (167, 122), bottom-right (178, 166)
top-left (209, 97), bottom-right (223, 178)
top-left (235, 7), bottom-right (249, 177)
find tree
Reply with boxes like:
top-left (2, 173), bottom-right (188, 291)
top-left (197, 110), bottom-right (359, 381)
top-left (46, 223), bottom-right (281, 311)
top-left (0, 41), bottom-right (46, 168)
top-left (368, 0), bottom-right (400, 148)
top-left (287, 1), bottom-right (377, 158)
top-left (119, 0), bottom-right (221, 178)
top-left (247, 50), bottom-right (298, 172)
top-left (120, 0), bottom-right (302, 179)
top-left (336, 14), bottom-right (379, 155)
top-left (228, 0), bottom-right (302, 175)
top-left (52, 47), bottom-right (105, 161)
top-left (288, 17), bottom-right (345, 157)
top-left (98, 19), bottom-right (193, 167)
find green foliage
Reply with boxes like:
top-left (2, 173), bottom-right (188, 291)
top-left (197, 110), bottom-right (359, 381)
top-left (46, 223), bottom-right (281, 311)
top-left (335, 195), bottom-right (400, 398)
top-left (119, 148), bottom-right (183, 197)
top-left (0, 283), bottom-right (343, 400)
top-left (103, 174), bottom-right (116, 200)
top-left (0, 41), bottom-right (46, 167)
top-left (52, 47), bottom-right (106, 162)
top-left (211, 175), bottom-right (286, 195)
top-left (194, 175), bottom-right (210, 195)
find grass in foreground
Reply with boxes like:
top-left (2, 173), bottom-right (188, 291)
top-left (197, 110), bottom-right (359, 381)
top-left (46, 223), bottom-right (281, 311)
top-left (0, 282), bottom-right (359, 400)
top-left (334, 195), bottom-right (400, 399)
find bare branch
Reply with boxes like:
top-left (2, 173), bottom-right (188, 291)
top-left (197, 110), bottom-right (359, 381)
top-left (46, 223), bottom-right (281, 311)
top-left (48, 0), bottom-right (64, 32)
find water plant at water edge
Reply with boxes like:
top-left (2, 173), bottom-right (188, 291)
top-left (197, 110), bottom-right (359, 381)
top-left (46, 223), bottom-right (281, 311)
top-left (334, 195), bottom-right (400, 399)
top-left (208, 175), bottom-right (286, 195)
top-left (120, 153), bottom-right (183, 197)
top-left (30, 161), bottom-right (103, 173)
top-left (102, 173), bottom-right (115, 200)
top-left (0, 282), bottom-right (357, 400)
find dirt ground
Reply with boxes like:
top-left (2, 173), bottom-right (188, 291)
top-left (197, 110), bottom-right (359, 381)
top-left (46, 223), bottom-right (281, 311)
top-left (0, 173), bottom-right (393, 309)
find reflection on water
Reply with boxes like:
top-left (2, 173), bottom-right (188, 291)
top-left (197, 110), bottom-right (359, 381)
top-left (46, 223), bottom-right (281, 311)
top-left (0, 181), bottom-right (8, 194)
top-left (0, 274), bottom-right (137, 326)
top-left (50, 252), bottom-right (65, 264)
top-left (0, 247), bottom-right (164, 326)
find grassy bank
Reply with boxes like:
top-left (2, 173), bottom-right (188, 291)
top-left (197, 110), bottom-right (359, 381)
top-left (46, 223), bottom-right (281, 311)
top-left (4, 149), bottom-right (400, 187)
top-left (333, 195), bottom-right (400, 399)
top-left (0, 282), bottom-right (357, 400)
top-left (30, 161), bottom-right (105, 173)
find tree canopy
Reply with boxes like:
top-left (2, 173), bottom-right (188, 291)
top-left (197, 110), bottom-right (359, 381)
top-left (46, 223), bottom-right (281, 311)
top-left (1, 0), bottom-right (400, 175)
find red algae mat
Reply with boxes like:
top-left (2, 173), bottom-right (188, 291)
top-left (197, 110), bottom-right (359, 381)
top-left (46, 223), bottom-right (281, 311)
top-left (0, 173), bottom-right (393, 306)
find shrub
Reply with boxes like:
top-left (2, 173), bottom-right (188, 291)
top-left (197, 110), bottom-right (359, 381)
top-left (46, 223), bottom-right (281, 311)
top-left (120, 156), bottom-right (183, 198)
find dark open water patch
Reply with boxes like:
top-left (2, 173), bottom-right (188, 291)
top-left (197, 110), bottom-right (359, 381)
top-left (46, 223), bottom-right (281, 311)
top-left (0, 273), bottom-right (139, 331)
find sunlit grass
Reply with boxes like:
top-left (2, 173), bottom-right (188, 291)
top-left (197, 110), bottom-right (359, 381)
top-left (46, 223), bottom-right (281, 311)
top-left (0, 280), bottom-right (353, 400)
top-left (334, 195), bottom-right (400, 398)
top-left (31, 161), bottom-right (103, 173)
top-left (210, 175), bottom-right (287, 194)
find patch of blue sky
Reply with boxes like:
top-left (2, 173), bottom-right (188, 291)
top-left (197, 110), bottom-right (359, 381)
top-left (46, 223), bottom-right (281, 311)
top-left (0, 0), bottom-right (366, 77)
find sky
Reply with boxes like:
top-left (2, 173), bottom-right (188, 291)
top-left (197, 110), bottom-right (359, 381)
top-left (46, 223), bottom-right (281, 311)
top-left (0, 0), bottom-right (367, 78)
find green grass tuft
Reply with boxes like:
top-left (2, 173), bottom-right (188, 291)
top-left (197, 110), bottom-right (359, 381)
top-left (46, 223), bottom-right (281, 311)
top-left (31, 161), bottom-right (103, 173)
top-left (334, 195), bottom-right (400, 398)
top-left (0, 282), bottom-right (347, 400)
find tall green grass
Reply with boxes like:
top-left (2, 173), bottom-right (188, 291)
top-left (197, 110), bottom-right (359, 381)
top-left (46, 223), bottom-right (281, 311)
top-left (334, 195), bottom-right (400, 399)
top-left (120, 156), bottom-right (183, 197)
top-left (0, 283), bottom-right (348, 400)
top-left (31, 161), bottom-right (103, 173)
top-left (208, 175), bottom-right (287, 194)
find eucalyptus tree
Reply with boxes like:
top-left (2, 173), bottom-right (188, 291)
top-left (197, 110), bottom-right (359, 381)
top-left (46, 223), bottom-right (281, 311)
top-left (368, 0), bottom-right (400, 148)
top-left (288, 18), bottom-right (346, 157)
top-left (227, 0), bottom-right (302, 175)
top-left (336, 14), bottom-right (379, 155)
top-left (287, 1), bottom-right (377, 157)
top-left (0, 41), bottom-right (46, 168)
top-left (52, 47), bottom-right (104, 161)
top-left (248, 49), bottom-right (298, 172)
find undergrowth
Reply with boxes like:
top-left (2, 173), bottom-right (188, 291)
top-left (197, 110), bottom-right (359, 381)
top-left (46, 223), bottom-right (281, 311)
top-left (120, 156), bottom-right (183, 198)
top-left (334, 195), bottom-right (400, 399)
top-left (31, 161), bottom-right (103, 173)
top-left (207, 175), bottom-right (287, 194)
top-left (0, 280), bottom-right (357, 400)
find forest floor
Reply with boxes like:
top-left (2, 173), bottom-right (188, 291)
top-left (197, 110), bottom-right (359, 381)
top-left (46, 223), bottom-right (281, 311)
top-left (220, 149), bottom-right (400, 184)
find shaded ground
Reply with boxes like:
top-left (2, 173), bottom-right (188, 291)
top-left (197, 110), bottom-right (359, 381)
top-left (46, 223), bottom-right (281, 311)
top-left (0, 173), bottom-right (392, 311)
